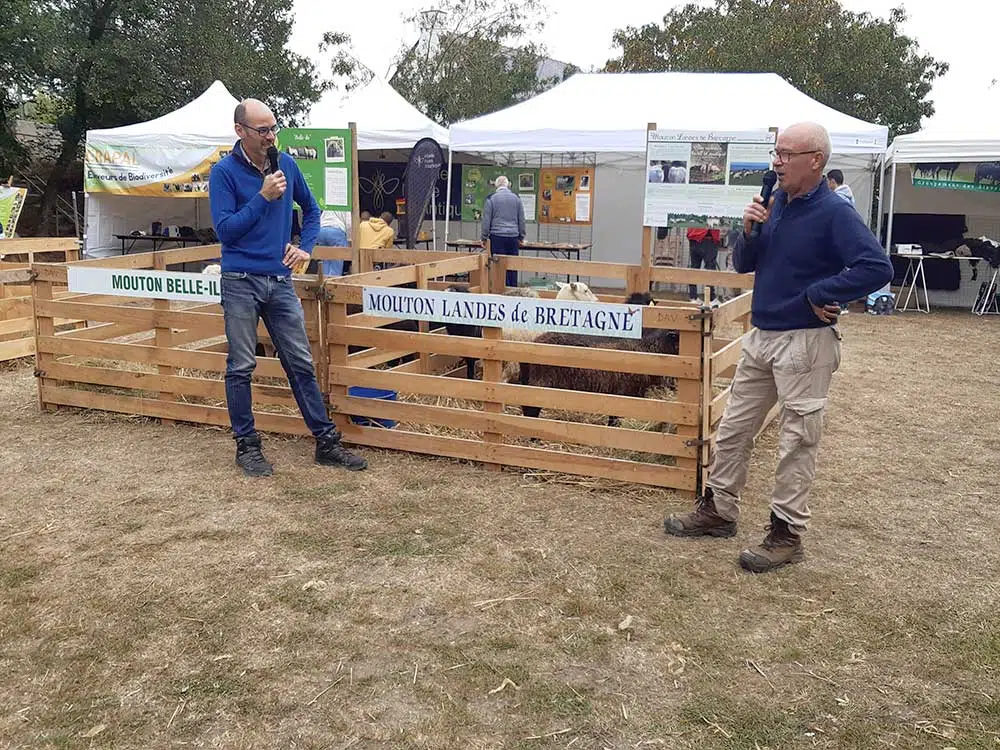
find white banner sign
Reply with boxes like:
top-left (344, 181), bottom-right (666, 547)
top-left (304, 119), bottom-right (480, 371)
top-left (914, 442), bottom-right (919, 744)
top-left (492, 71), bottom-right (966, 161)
top-left (362, 287), bottom-right (644, 339)
top-left (84, 142), bottom-right (229, 197)
top-left (643, 128), bottom-right (776, 227)
top-left (67, 266), bottom-right (221, 303)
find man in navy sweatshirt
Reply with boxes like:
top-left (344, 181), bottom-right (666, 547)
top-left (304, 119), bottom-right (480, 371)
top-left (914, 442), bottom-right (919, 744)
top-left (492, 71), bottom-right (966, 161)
top-left (209, 98), bottom-right (367, 477)
top-left (665, 122), bottom-right (892, 573)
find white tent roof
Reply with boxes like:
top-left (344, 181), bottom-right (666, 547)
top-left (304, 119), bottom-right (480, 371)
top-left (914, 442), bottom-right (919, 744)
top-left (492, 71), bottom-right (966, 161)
top-left (887, 127), bottom-right (1000, 165)
top-left (87, 80), bottom-right (239, 149)
top-left (305, 76), bottom-right (448, 150)
top-left (449, 72), bottom-right (888, 155)
top-left (887, 89), bottom-right (1000, 164)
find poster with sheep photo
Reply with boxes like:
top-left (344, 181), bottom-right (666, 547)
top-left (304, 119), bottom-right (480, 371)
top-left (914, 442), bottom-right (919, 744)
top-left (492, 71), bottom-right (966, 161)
top-left (643, 128), bottom-right (775, 227)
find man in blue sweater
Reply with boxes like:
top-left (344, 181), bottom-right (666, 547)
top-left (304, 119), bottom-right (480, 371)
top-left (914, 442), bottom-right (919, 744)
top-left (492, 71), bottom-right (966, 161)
top-left (209, 99), bottom-right (367, 477)
top-left (665, 122), bottom-right (892, 573)
top-left (481, 176), bottom-right (526, 288)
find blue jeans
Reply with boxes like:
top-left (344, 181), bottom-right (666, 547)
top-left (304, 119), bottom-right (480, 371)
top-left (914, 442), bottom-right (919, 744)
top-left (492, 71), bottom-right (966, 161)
top-left (316, 226), bottom-right (347, 277)
top-left (490, 234), bottom-right (520, 288)
top-left (220, 272), bottom-right (335, 440)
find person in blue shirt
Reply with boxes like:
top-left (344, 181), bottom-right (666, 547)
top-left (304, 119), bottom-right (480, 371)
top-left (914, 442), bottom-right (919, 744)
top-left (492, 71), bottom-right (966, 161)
top-left (315, 214), bottom-right (349, 277)
top-left (209, 98), bottom-right (366, 477)
top-left (665, 122), bottom-right (893, 573)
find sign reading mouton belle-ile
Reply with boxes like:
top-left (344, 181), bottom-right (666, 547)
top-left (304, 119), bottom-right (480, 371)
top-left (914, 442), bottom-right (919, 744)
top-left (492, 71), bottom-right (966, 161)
top-left (67, 267), bottom-right (221, 303)
top-left (362, 287), bottom-right (644, 339)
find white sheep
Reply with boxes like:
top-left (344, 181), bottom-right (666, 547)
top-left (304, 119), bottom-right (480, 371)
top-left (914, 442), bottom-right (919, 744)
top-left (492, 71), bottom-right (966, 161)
top-left (554, 281), bottom-right (599, 302)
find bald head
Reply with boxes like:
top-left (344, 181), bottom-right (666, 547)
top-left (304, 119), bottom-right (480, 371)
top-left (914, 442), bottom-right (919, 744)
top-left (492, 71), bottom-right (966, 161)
top-left (781, 122), bottom-right (832, 167)
top-left (234, 98), bottom-right (273, 125)
top-left (233, 97), bottom-right (278, 166)
top-left (773, 121), bottom-right (833, 200)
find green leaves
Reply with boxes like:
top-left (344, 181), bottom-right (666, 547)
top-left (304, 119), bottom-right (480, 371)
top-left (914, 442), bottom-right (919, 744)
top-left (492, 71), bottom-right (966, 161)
top-left (12, 0), bottom-right (324, 231)
top-left (384, 0), bottom-right (566, 126)
top-left (605, 0), bottom-right (948, 139)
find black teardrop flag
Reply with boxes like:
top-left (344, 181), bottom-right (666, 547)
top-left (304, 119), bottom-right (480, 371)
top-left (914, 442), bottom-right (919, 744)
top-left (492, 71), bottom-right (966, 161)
top-left (403, 137), bottom-right (445, 248)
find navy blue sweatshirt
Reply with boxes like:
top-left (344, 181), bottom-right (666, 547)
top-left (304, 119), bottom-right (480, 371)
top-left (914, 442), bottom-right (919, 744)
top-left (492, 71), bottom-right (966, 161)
top-left (209, 143), bottom-right (320, 276)
top-left (734, 178), bottom-right (893, 330)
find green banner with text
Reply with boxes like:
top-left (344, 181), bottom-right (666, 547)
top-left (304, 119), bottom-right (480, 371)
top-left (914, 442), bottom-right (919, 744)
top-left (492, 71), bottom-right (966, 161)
top-left (911, 161), bottom-right (1000, 192)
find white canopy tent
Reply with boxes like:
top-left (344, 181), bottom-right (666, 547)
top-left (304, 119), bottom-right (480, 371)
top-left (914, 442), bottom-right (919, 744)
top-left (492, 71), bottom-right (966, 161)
top-left (84, 80), bottom-right (239, 256)
top-left (85, 77), bottom-right (453, 256)
top-left (881, 123), bottom-right (1000, 308)
top-left (305, 76), bottom-right (448, 154)
top-left (449, 72), bottom-right (887, 155)
top-left (445, 72), bottom-right (888, 280)
top-left (883, 124), bottom-right (1000, 246)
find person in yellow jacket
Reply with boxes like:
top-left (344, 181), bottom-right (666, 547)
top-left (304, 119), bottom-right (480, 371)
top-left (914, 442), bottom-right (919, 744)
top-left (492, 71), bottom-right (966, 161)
top-left (359, 211), bottom-right (396, 249)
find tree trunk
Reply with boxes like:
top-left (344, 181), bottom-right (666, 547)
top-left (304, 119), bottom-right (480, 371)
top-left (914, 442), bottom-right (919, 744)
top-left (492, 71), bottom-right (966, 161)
top-left (32, 130), bottom-right (81, 236)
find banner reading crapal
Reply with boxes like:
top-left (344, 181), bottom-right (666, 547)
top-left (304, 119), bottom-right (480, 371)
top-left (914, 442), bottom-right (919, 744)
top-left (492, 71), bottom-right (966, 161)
top-left (85, 143), bottom-right (232, 196)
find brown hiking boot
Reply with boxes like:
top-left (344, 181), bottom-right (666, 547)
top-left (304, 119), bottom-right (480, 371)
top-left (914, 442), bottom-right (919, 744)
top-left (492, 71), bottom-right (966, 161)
top-left (664, 488), bottom-right (737, 538)
top-left (739, 511), bottom-right (805, 573)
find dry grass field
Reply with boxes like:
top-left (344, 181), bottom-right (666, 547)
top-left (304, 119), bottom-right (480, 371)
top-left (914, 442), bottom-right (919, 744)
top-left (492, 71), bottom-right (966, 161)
top-left (1, 310), bottom-right (998, 749)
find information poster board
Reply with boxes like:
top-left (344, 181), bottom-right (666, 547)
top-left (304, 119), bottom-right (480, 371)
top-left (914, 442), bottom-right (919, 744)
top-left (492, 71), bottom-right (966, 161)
top-left (278, 128), bottom-right (354, 211)
top-left (538, 167), bottom-right (594, 225)
top-left (643, 128), bottom-right (775, 227)
top-left (460, 166), bottom-right (538, 223)
top-left (0, 186), bottom-right (28, 237)
top-left (911, 162), bottom-right (1000, 192)
top-left (84, 144), bottom-right (227, 196)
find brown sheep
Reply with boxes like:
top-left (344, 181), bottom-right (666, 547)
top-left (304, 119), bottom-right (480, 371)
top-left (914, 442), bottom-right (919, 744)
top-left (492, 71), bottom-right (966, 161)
top-left (516, 326), bottom-right (679, 427)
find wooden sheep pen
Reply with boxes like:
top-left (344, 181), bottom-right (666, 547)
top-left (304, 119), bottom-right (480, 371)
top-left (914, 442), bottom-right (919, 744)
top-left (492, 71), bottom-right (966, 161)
top-left (1, 239), bottom-right (82, 362)
top-left (323, 251), bottom-right (763, 496)
top-left (29, 243), bottom-right (332, 431)
top-left (26, 243), bottom-right (769, 497)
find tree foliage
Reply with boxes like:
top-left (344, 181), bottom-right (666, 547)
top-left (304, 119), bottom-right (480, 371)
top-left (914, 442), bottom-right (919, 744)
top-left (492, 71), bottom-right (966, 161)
top-left (0, 0), bottom-right (50, 176)
top-left (17, 0), bottom-right (323, 232)
top-left (319, 31), bottom-right (376, 94)
top-left (605, 0), bottom-right (948, 138)
top-left (387, 0), bottom-right (572, 126)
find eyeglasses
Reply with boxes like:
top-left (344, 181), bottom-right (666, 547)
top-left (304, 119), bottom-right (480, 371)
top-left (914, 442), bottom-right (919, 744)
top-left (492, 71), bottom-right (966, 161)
top-left (770, 149), bottom-right (818, 162)
top-left (239, 122), bottom-right (280, 137)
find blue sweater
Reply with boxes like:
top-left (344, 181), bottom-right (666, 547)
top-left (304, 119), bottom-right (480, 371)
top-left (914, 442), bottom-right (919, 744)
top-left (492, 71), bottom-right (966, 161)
top-left (209, 143), bottom-right (320, 276)
top-left (734, 179), bottom-right (893, 331)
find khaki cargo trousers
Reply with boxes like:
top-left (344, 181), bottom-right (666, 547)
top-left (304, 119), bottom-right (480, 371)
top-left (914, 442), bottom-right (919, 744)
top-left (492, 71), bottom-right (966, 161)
top-left (707, 325), bottom-right (842, 533)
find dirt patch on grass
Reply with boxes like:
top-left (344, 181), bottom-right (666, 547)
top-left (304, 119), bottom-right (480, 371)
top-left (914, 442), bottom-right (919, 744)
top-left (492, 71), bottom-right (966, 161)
top-left (1, 311), bottom-right (999, 748)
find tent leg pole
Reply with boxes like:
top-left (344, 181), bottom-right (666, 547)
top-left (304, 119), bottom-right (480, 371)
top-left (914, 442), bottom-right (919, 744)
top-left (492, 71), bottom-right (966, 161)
top-left (885, 162), bottom-right (897, 253)
top-left (875, 153), bottom-right (886, 238)
top-left (444, 149), bottom-right (453, 246)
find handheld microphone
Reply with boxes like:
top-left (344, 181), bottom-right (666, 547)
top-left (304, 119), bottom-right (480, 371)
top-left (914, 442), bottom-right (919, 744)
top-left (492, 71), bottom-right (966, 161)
top-left (749, 170), bottom-right (778, 241)
top-left (266, 146), bottom-right (279, 174)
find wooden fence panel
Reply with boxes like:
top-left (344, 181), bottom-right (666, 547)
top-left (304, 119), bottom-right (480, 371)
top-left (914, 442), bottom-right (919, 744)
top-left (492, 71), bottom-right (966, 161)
top-left (21, 249), bottom-right (775, 496)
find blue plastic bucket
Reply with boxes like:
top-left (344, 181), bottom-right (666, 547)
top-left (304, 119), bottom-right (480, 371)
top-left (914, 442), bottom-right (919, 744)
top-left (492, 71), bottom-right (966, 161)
top-left (347, 386), bottom-right (398, 428)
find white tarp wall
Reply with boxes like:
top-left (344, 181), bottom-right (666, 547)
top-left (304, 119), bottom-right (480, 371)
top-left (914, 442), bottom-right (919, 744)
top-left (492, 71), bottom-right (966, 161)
top-left (448, 72), bottom-right (887, 289)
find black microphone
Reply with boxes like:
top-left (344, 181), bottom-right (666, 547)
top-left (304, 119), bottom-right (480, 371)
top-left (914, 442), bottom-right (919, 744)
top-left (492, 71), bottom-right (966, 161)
top-left (749, 170), bottom-right (778, 241)
top-left (266, 146), bottom-right (279, 174)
